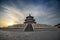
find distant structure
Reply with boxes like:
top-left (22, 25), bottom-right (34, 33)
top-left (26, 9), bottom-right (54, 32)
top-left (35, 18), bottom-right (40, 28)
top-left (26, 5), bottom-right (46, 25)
top-left (0, 14), bottom-right (59, 31)
top-left (55, 23), bottom-right (60, 28)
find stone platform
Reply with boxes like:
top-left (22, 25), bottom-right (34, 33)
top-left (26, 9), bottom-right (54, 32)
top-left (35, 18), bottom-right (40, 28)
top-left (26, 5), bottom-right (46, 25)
top-left (0, 29), bottom-right (60, 40)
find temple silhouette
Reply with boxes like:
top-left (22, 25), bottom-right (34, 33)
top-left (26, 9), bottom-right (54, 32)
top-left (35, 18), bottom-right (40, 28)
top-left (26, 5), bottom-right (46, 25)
top-left (24, 14), bottom-right (36, 31)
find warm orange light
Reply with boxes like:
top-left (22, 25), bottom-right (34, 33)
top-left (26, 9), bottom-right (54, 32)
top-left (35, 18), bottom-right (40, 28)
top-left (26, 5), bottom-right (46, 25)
top-left (8, 22), bottom-right (14, 26)
top-left (0, 21), bottom-right (16, 27)
top-left (0, 21), bottom-right (8, 27)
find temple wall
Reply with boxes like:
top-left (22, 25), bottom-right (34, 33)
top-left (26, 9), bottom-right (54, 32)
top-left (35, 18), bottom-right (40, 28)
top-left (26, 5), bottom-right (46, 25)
top-left (7, 24), bottom-right (54, 28)
top-left (8, 24), bottom-right (26, 28)
top-left (32, 24), bottom-right (57, 28)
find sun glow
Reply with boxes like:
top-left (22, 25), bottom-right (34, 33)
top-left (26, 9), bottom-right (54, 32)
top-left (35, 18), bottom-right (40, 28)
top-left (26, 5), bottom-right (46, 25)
top-left (8, 22), bottom-right (14, 26)
top-left (0, 20), bottom-right (17, 27)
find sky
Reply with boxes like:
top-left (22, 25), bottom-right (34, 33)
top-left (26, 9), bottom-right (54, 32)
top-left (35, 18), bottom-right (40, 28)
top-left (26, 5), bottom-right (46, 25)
top-left (0, 0), bottom-right (60, 27)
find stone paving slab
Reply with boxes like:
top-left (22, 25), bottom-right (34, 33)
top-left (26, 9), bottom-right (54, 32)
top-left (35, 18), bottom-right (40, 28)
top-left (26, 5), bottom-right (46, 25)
top-left (0, 30), bottom-right (60, 40)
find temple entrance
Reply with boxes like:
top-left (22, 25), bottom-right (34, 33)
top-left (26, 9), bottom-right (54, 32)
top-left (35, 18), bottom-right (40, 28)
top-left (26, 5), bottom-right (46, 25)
top-left (24, 24), bottom-right (34, 31)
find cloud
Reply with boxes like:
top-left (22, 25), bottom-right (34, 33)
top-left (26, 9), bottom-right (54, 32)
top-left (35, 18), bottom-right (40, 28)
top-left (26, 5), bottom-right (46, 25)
top-left (0, 5), bottom-right (26, 25)
top-left (21, 4), bottom-right (60, 25)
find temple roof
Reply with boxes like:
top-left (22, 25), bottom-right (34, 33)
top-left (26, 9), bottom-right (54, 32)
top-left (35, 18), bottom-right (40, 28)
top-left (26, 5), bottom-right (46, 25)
top-left (26, 14), bottom-right (34, 18)
top-left (24, 14), bottom-right (36, 24)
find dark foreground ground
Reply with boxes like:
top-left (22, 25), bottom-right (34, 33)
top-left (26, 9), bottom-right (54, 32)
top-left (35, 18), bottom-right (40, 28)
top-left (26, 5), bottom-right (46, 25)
top-left (0, 29), bottom-right (60, 40)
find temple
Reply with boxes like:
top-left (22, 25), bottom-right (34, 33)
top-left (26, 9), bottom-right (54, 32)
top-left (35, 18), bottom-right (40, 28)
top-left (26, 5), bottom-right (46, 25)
top-left (24, 14), bottom-right (36, 31)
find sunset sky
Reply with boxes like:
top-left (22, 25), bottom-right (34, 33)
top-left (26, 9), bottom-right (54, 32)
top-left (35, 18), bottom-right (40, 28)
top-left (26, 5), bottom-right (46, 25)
top-left (0, 0), bottom-right (60, 27)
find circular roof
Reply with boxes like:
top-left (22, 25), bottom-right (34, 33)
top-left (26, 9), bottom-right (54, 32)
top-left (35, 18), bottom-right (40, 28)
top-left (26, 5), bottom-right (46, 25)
top-left (26, 14), bottom-right (34, 18)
